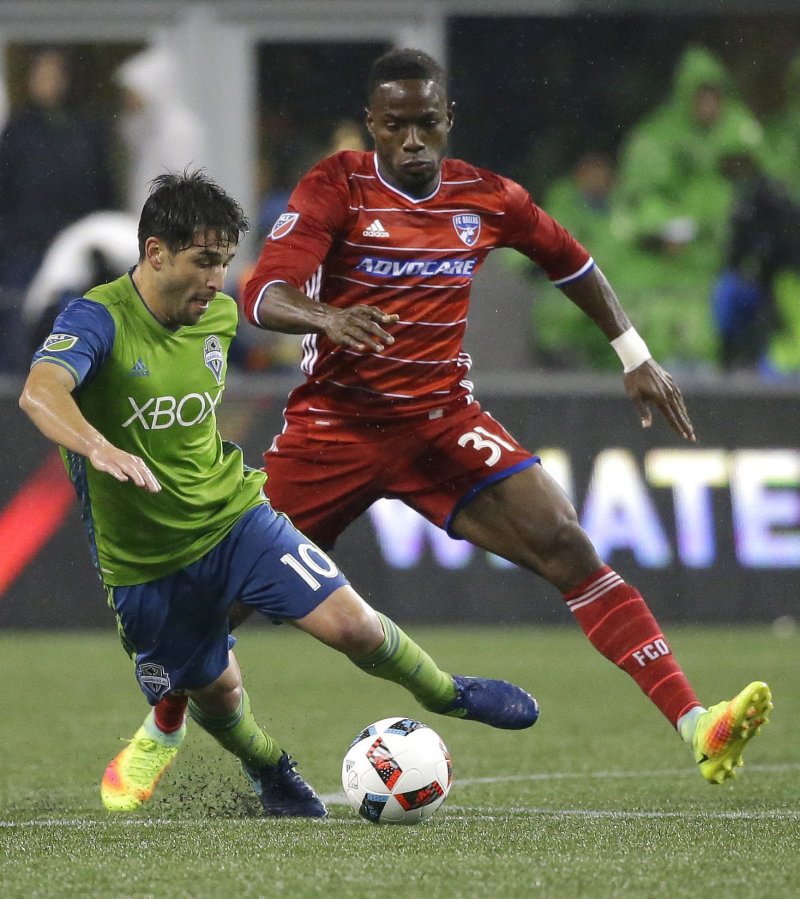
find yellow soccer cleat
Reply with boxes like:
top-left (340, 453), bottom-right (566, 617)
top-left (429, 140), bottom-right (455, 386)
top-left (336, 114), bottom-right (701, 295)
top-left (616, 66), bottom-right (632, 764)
top-left (692, 681), bottom-right (773, 785)
top-left (101, 716), bottom-right (185, 811)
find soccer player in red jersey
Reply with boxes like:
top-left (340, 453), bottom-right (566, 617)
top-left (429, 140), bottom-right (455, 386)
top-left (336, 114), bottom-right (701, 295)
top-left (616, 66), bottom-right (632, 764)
top-left (130, 48), bottom-right (770, 801)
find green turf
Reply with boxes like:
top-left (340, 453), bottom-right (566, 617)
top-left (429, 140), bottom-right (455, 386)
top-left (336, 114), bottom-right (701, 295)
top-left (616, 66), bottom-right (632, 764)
top-left (1, 624), bottom-right (797, 898)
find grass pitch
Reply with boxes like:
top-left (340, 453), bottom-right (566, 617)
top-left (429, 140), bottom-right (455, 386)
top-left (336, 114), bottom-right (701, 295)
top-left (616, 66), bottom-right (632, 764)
top-left (1, 624), bottom-right (797, 898)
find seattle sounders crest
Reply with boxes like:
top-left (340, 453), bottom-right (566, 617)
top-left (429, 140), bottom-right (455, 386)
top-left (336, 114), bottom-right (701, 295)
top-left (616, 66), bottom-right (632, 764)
top-left (204, 335), bottom-right (224, 384)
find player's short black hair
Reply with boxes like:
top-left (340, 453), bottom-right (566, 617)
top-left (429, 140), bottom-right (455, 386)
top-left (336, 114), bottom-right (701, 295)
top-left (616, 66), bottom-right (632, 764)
top-left (137, 169), bottom-right (249, 258)
top-left (367, 48), bottom-right (447, 101)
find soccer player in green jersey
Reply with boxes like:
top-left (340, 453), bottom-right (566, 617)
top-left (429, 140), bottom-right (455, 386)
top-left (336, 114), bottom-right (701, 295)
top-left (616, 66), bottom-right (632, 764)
top-left (19, 169), bottom-right (540, 817)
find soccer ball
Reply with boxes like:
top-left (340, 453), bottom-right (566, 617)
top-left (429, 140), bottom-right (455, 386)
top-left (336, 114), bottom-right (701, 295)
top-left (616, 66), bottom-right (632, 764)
top-left (341, 717), bottom-right (452, 824)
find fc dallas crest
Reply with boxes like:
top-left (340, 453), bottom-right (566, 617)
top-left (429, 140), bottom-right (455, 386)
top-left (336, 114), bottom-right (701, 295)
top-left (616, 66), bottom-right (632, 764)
top-left (452, 213), bottom-right (481, 247)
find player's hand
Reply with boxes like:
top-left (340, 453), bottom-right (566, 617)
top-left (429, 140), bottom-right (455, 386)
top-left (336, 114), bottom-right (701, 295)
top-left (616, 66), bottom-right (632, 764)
top-left (623, 359), bottom-right (696, 442)
top-left (88, 443), bottom-right (162, 492)
top-left (322, 305), bottom-right (399, 352)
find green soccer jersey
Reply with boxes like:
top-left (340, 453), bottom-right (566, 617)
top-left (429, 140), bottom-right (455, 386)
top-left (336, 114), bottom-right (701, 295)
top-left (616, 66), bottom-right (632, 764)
top-left (32, 273), bottom-right (267, 585)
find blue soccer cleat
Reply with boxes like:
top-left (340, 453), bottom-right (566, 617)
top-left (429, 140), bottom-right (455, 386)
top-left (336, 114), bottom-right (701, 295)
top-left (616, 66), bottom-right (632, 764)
top-left (242, 752), bottom-right (328, 818)
top-left (444, 675), bottom-right (540, 730)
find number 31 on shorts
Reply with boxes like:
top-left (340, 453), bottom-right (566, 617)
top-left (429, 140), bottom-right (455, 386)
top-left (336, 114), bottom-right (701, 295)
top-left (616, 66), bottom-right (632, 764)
top-left (457, 425), bottom-right (516, 467)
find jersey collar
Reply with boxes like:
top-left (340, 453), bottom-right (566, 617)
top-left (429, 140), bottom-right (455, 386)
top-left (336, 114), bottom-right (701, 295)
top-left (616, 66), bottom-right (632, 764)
top-left (127, 268), bottom-right (183, 335)
top-left (372, 152), bottom-right (442, 204)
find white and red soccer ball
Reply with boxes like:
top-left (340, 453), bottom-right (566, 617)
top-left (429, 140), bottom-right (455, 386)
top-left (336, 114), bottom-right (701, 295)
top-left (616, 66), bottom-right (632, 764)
top-left (342, 717), bottom-right (452, 824)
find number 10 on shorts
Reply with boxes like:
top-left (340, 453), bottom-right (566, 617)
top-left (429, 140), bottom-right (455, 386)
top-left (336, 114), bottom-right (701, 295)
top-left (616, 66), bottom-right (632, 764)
top-left (281, 543), bottom-right (340, 590)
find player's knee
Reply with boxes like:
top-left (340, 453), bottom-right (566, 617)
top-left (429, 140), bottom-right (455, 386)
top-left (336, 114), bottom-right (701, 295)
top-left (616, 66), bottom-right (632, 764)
top-left (534, 517), bottom-right (600, 585)
top-left (339, 613), bottom-right (385, 657)
top-left (331, 602), bottom-right (384, 656)
top-left (549, 516), bottom-right (590, 555)
top-left (297, 586), bottom-right (385, 654)
top-left (187, 668), bottom-right (243, 717)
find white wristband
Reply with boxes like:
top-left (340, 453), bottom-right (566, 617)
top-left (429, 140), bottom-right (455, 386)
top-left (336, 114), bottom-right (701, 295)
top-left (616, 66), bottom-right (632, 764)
top-left (610, 327), bottom-right (651, 373)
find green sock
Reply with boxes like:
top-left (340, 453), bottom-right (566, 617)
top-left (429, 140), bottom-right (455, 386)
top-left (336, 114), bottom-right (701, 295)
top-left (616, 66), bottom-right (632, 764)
top-left (188, 689), bottom-right (282, 768)
top-left (351, 612), bottom-right (458, 714)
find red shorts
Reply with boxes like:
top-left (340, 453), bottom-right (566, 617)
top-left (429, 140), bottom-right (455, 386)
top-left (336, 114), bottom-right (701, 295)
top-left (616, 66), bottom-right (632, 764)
top-left (262, 400), bottom-right (538, 548)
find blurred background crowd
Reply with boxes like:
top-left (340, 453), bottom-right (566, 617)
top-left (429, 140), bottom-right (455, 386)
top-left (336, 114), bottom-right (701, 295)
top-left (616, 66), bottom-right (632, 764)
top-left (2, 4), bottom-right (800, 381)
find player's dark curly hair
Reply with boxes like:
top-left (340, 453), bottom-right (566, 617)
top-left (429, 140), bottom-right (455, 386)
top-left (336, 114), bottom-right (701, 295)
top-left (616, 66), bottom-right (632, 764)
top-left (367, 48), bottom-right (446, 101)
top-left (137, 168), bottom-right (249, 258)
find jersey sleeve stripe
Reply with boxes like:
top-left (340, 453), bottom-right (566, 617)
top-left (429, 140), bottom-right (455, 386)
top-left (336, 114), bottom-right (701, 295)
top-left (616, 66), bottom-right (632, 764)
top-left (251, 279), bottom-right (288, 326)
top-left (552, 257), bottom-right (595, 287)
top-left (31, 356), bottom-right (81, 385)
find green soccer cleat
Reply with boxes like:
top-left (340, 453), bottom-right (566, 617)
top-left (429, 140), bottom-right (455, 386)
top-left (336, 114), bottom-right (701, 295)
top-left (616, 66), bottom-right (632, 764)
top-left (101, 714), bottom-right (186, 811)
top-left (692, 681), bottom-right (773, 785)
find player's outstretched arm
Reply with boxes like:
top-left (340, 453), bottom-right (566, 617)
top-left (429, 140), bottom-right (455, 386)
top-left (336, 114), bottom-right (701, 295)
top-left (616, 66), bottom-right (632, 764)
top-left (559, 266), bottom-right (696, 442)
top-left (19, 362), bottom-right (161, 492)
top-left (255, 282), bottom-right (399, 353)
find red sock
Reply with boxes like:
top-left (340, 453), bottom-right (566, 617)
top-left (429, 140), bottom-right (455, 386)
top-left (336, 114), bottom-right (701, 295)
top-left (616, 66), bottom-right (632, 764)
top-left (153, 693), bottom-right (188, 734)
top-left (563, 565), bottom-right (701, 728)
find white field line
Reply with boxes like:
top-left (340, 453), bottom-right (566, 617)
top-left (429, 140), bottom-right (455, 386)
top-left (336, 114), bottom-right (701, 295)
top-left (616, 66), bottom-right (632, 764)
top-left (2, 763), bottom-right (799, 828)
top-left (442, 807), bottom-right (800, 820)
top-left (320, 762), bottom-right (800, 806)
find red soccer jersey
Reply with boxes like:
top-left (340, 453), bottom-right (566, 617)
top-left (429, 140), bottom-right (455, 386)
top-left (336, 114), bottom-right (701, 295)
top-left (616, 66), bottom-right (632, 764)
top-left (243, 150), bottom-right (593, 418)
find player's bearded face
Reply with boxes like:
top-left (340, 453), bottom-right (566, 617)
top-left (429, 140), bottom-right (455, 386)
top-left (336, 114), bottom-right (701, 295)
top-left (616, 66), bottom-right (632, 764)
top-left (366, 79), bottom-right (453, 198)
top-left (155, 233), bottom-right (235, 328)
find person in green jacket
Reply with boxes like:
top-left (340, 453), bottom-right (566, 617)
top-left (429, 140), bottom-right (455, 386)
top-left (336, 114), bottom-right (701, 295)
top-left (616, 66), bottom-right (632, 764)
top-left (763, 50), bottom-right (800, 203)
top-left (611, 45), bottom-right (763, 370)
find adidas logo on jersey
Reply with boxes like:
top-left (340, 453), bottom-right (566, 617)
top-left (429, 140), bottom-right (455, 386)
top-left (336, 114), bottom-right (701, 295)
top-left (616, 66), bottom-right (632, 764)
top-left (363, 219), bottom-right (390, 238)
top-left (128, 357), bottom-right (150, 377)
